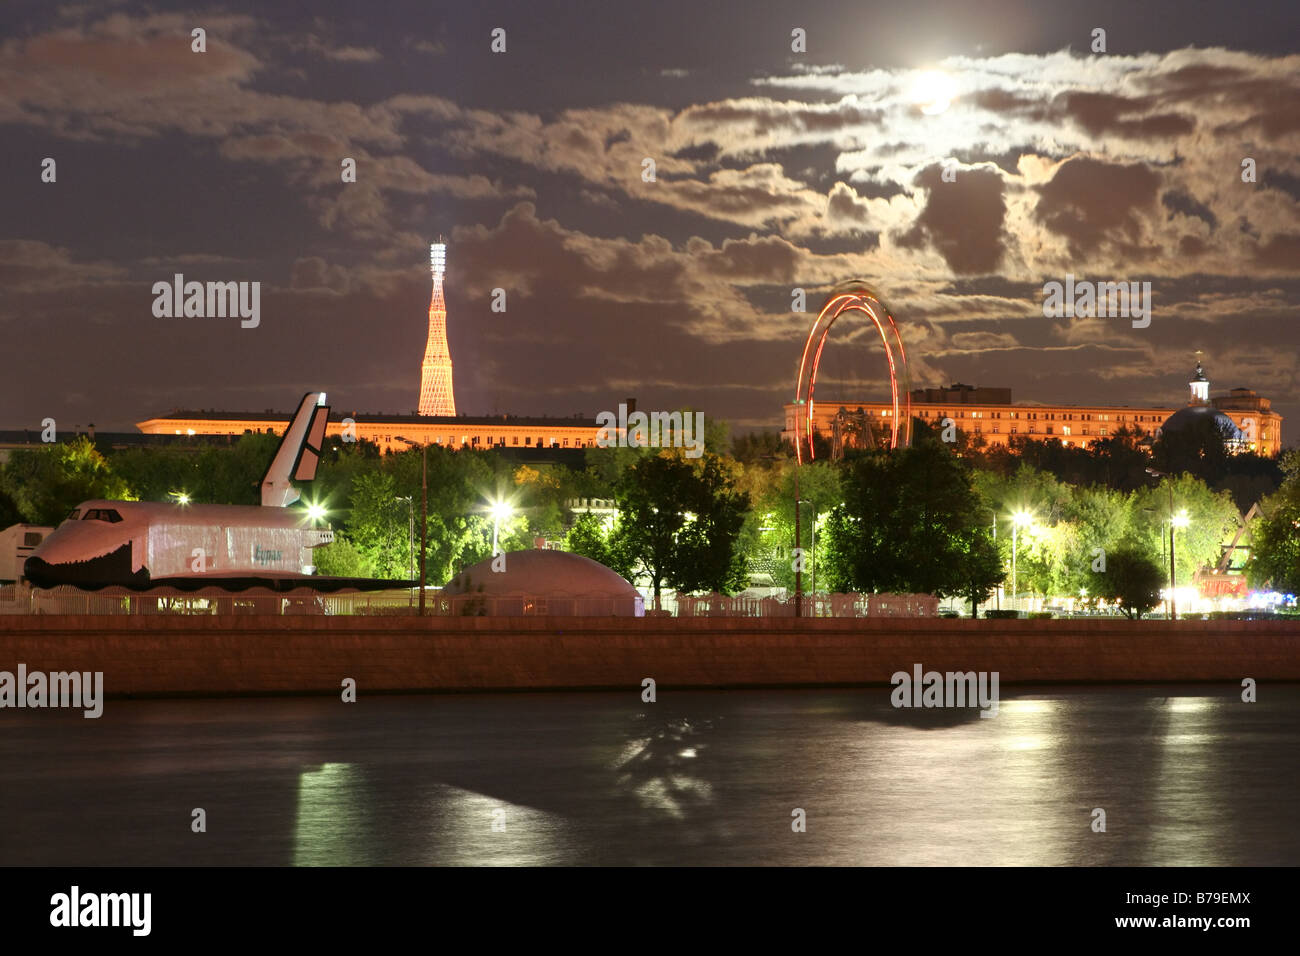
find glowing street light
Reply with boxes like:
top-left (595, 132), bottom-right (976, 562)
top-left (171, 491), bottom-right (191, 506)
top-left (305, 501), bottom-right (327, 523)
top-left (1170, 508), bottom-right (1191, 618)
top-left (490, 500), bottom-right (514, 556)
top-left (1011, 510), bottom-right (1034, 612)
top-left (396, 495), bottom-right (415, 605)
top-left (1147, 468), bottom-right (1188, 619)
top-left (395, 436), bottom-right (428, 616)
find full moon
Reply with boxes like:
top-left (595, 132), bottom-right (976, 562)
top-left (912, 69), bottom-right (956, 115)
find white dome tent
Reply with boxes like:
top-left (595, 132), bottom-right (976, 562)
top-left (441, 549), bottom-right (644, 617)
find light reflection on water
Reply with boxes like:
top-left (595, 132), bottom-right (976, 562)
top-left (0, 686), bottom-right (1296, 866)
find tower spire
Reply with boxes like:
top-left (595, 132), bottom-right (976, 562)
top-left (1189, 350), bottom-right (1209, 404)
top-left (418, 240), bottom-right (456, 416)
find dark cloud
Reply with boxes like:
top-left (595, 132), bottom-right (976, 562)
top-left (290, 257), bottom-right (350, 293)
top-left (1056, 92), bottom-right (1195, 139)
top-left (896, 164), bottom-right (1008, 275)
top-left (1034, 157), bottom-right (1162, 257)
top-left (1162, 189), bottom-right (1218, 229)
top-left (1254, 234), bottom-right (1300, 271)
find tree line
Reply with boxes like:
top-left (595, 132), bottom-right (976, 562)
top-left (0, 416), bottom-right (1295, 617)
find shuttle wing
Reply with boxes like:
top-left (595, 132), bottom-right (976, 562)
top-left (261, 392), bottom-right (330, 507)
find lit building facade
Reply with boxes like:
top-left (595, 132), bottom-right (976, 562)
top-left (137, 410), bottom-right (604, 455)
top-left (783, 370), bottom-right (1282, 457)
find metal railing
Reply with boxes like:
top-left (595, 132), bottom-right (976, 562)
top-left (675, 592), bottom-right (939, 617)
top-left (1, 584), bottom-right (937, 618)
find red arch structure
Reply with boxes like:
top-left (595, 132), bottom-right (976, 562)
top-left (794, 280), bottom-right (912, 463)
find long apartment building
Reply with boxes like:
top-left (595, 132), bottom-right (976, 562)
top-left (137, 409), bottom-right (604, 455)
top-left (783, 368), bottom-right (1282, 457)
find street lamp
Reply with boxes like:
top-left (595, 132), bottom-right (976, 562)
top-left (1011, 510), bottom-right (1033, 612)
top-left (793, 467), bottom-right (804, 618)
top-left (396, 495), bottom-right (414, 607)
top-left (1146, 468), bottom-right (1187, 620)
top-left (991, 511), bottom-right (999, 610)
top-left (395, 436), bottom-right (427, 616)
top-left (1171, 508), bottom-right (1190, 619)
top-left (489, 500), bottom-right (514, 555)
top-left (795, 498), bottom-right (817, 614)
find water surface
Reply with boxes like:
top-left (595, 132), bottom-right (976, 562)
top-left (1, 686), bottom-right (1295, 865)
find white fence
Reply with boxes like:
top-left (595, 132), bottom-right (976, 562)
top-left (0, 584), bottom-right (937, 618)
top-left (1, 585), bottom-right (416, 616)
top-left (675, 592), bottom-right (939, 618)
top-left (425, 593), bottom-right (643, 617)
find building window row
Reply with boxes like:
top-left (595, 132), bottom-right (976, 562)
top-left (365, 433), bottom-right (595, 449)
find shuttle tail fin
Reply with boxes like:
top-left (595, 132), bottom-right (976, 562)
top-left (261, 392), bottom-right (330, 507)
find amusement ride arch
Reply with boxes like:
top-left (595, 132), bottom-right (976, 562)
top-left (793, 280), bottom-right (912, 464)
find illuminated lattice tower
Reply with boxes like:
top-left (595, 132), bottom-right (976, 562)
top-left (418, 240), bottom-right (457, 416)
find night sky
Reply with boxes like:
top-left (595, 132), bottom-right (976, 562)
top-left (2, 0), bottom-right (1298, 433)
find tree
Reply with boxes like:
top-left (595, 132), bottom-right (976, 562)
top-left (1093, 546), bottom-right (1165, 618)
top-left (1129, 474), bottom-right (1240, 586)
top-left (1247, 450), bottom-right (1300, 593)
top-left (0, 437), bottom-right (133, 525)
top-left (514, 463), bottom-right (603, 541)
top-left (564, 512), bottom-right (634, 579)
top-left (344, 471), bottom-right (413, 579)
top-left (565, 512), bottom-right (610, 565)
top-left (1061, 485), bottom-right (1134, 598)
top-left (388, 445), bottom-right (496, 585)
top-left (0, 489), bottom-right (22, 529)
top-left (731, 430), bottom-right (790, 465)
top-left (192, 432), bottom-right (282, 504)
top-left (610, 453), bottom-right (750, 609)
top-left (740, 459), bottom-right (841, 593)
top-left (311, 532), bottom-right (372, 578)
top-left (110, 445), bottom-right (202, 502)
top-left (822, 437), bottom-right (1004, 601)
top-left (957, 527), bottom-right (1005, 616)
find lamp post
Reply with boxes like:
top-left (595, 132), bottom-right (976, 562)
top-left (992, 512), bottom-right (999, 611)
top-left (395, 437), bottom-right (427, 616)
top-left (793, 467), bottom-right (803, 618)
top-left (795, 498), bottom-right (817, 615)
top-left (396, 496), bottom-right (414, 608)
top-left (1170, 508), bottom-right (1190, 620)
top-left (1011, 510), bottom-right (1033, 613)
top-left (490, 500), bottom-right (513, 556)
top-left (1146, 468), bottom-right (1187, 620)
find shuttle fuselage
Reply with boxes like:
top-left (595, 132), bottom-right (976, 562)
top-left (24, 499), bottom-right (331, 589)
top-left (21, 392), bottom-right (380, 592)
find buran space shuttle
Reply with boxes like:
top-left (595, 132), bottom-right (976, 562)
top-left (25, 393), bottom-right (396, 592)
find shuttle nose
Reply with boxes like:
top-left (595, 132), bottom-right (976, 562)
top-left (29, 528), bottom-right (89, 566)
top-left (24, 524), bottom-right (146, 589)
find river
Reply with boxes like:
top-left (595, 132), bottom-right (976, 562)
top-left (1, 685), bottom-right (1296, 865)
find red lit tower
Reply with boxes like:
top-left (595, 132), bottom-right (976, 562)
top-left (418, 239), bottom-right (456, 416)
